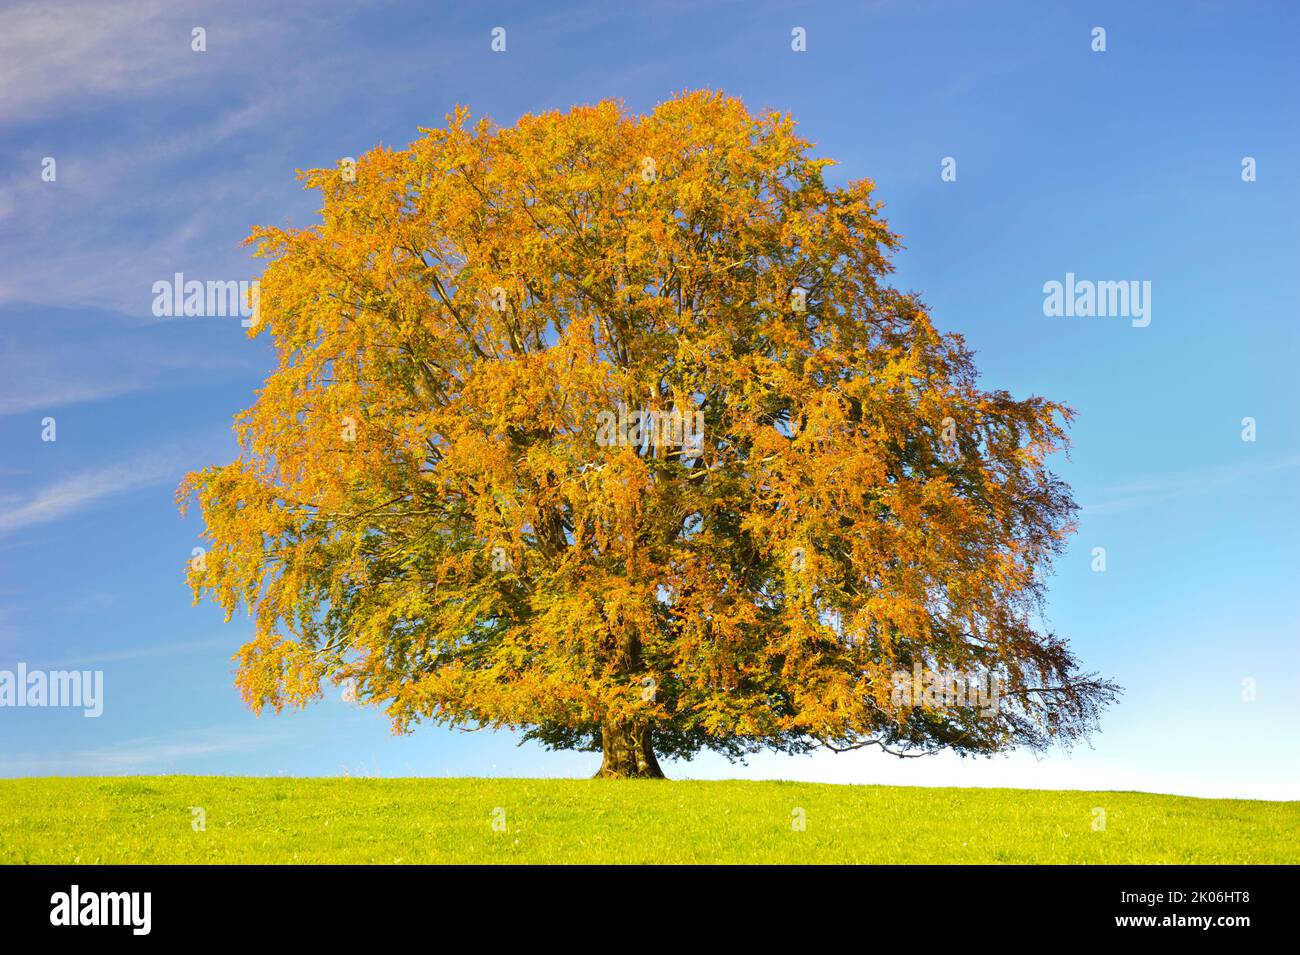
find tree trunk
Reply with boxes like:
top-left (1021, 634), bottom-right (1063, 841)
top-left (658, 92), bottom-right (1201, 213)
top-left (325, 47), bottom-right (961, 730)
top-left (594, 720), bottom-right (666, 779)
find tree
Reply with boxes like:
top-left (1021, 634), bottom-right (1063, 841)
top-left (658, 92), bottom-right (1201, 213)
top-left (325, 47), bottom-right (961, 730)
top-left (181, 91), bottom-right (1117, 779)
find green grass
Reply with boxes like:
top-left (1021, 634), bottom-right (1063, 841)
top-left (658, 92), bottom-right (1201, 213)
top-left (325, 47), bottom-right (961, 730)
top-left (0, 777), bottom-right (1294, 864)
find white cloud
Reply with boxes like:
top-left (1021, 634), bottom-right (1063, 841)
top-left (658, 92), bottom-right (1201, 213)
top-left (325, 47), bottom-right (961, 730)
top-left (0, 725), bottom-right (289, 775)
top-left (0, 0), bottom-right (242, 125)
top-left (0, 311), bottom-right (261, 417)
top-left (1082, 456), bottom-right (1300, 517)
top-left (0, 437), bottom-right (226, 537)
top-left (0, 2), bottom-right (316, 312)
top-left (40, 635), bottom-right (235, 669)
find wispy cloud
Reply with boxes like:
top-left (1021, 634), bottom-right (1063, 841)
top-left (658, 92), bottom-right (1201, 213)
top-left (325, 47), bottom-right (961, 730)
top-left (39, 635), bottom-right (236, 670)
top-left (0, 305), bottom-right (261, 417)
top-left (0, 1), bottom-right (326, 313)
top-left (0, 725), bottom-right (288, 775)
top-left (0, 0), bottom-right (264, 126)
top-left (1081, 455), bottom-right (1300, 517)
top-left (0, 436), bottom-right (226, 537)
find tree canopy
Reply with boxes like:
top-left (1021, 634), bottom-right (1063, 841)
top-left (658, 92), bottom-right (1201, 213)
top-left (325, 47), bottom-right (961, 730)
top-left (181, 91), bottom-right (1116, 777)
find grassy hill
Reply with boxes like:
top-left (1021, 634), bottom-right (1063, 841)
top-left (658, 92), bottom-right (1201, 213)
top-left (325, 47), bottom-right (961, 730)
top-left (1, 777), bottom-right (1294, 864)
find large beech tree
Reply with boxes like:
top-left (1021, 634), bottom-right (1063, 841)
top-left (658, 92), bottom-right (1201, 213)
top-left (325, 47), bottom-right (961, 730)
top-left (182, 91), bottom-right (1116, 778)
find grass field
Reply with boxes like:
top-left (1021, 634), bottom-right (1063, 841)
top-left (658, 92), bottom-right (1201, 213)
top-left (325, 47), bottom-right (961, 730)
top-left (1, 777), bottom-right (1295, 864)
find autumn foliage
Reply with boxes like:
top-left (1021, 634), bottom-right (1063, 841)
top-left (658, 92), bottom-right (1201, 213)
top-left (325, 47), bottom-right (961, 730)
top-left (181, 91), bottom-right (1116, 778)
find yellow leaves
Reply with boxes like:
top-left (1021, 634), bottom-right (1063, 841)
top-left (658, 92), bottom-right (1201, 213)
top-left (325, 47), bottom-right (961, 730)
top-left (178, 90), bottom-right (1086, 761)
top-left (233, 631), bottom-right (325, 715)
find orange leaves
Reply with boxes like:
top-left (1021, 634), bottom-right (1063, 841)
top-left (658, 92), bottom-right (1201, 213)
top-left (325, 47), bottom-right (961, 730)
top-left (179, 91), bottom-right (1100, 762)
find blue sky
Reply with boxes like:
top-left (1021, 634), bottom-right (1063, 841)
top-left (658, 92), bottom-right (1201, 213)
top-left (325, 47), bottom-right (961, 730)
top-left (1, 0), bottom-right (1296, 798)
